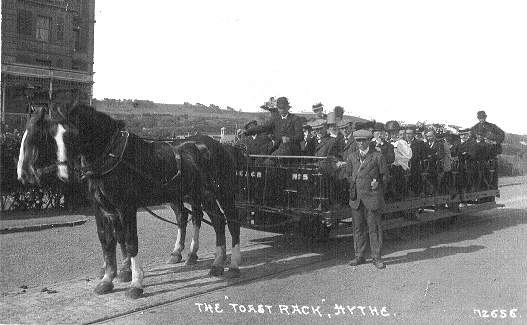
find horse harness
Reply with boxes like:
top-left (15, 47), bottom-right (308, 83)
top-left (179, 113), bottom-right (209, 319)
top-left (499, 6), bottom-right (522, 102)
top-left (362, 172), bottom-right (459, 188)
top-left (79, 130), bottom-right (182, 188)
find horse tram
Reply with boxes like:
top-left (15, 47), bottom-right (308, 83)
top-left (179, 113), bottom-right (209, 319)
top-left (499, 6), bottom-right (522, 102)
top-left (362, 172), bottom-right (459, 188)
top-left (234, 154), bottom-right (502, 241)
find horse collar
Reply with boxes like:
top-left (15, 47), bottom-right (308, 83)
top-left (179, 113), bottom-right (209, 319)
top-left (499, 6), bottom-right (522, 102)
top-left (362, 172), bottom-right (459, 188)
top-left (80, 130), bottom-right (130, 180)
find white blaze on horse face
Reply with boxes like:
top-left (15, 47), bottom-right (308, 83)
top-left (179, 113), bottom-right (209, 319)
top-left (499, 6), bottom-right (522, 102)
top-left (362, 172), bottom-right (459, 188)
top-left (54, 124), bottom-right (68, 180)
top-left (17, 130), bottom-right (29, 180)
top-left (130, 256), bottom-right (144, 289)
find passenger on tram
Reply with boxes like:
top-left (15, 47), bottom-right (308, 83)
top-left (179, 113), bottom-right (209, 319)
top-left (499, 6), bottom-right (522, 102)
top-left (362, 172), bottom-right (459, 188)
top-left (313, 118), bottom-right (339, 158)
top-left (471, 110), bottom-right (505, 156)
top-left (311, 102), bottom-right (327, 120)
top-left (300, 124), bottom-right (317, 156)
top-left (406, 126), bottom-right (428, 195)
top-left (243, 97), bottom-right (303, 156)
top-left (424, 129), bottom-right (446, 193)
top-left (371, 123), bottom-right (395, 165)
top-left (337, 119), bottom-right (358, 159)
top-left (386, 121), bottom-right (412, 200)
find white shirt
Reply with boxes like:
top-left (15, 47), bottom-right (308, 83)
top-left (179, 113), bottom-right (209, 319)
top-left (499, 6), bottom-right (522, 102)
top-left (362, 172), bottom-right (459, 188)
top-left (281, 114), bottom-right (289, 120)
top-left (392, 139), bottom-right (412, 170)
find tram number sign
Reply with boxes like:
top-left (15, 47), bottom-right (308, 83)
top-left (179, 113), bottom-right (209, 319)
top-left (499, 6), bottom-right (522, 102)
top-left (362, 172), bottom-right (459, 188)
top-left (291, 173), bottom-right (309, 181)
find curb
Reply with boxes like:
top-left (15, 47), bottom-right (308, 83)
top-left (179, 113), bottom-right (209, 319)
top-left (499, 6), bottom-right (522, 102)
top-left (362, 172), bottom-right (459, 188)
top-left (0, 219), bottom-right (88, 234)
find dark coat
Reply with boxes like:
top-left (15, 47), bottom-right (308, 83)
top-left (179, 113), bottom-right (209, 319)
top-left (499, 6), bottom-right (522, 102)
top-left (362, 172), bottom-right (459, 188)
top-left (347, 150), bottom-right (389, 211)
top-left (245, 113), bottom-right (303, 155)
top-left (426, 140), bottom-right (445, 161)
top-left (247, 134), bottom-right (275, 155)
top-left (371, 140), bottom-right (395, 165)
top-left (471, 121), bottom-right (505, 143)
top-left (314, 135), bottom-right (339, 157)
top-left (300, 136), bottom-right (317, 156)
top-left (336, 135), bottom-right (359, 180)
top-left (409, 138), bottom-right (428, 169)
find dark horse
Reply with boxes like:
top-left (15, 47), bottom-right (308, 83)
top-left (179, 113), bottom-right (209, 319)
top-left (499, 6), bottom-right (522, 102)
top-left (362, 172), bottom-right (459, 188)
top-left (17, 105), bottom-right (242, 299)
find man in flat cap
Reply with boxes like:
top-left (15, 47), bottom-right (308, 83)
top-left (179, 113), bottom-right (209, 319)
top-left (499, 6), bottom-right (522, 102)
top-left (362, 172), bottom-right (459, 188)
top-left (244, 97), bottom-right (303, 156)
top-left (347, 129), bottom-right (389, 269)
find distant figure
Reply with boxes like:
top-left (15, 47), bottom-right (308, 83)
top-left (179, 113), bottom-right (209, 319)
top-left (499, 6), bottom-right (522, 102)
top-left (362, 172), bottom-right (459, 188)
top-left (244, 97), bottom-right (303, 156)
top-left (471, 110), bottom-right (505, 156)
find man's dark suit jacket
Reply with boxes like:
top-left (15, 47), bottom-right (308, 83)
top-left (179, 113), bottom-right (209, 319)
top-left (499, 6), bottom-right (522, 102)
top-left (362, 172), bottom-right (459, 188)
top-left (426, 140), bottom-right (445, 161)
top-left (409, 138), bottom-right (428, 169)
top-left (245, 113), bottom-right (303, 155)
top-left (347, 150), bottom-right (389, 211)
top-left (300, 136), bottom-right (317, 156)
top-left (247, 134), bottom-right (275, 155)
top-left (314, 135), bottom-right (339, 157)
top-left (370, 140), bottom-right (395, 165)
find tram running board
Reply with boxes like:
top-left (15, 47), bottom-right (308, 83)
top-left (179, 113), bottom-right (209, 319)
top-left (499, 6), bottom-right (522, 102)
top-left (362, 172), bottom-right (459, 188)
top-left (381, 202), bottom-right (504, 231)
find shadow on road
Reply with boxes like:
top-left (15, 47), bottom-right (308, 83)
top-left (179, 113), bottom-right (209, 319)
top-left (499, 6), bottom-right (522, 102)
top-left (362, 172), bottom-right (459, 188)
top-left (141, 207), bottom-right (525, 298)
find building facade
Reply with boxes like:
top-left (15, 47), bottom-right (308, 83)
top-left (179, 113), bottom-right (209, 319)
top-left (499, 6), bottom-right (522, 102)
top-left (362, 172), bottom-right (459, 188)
top-left (1, 0), bottom-right (95, 124)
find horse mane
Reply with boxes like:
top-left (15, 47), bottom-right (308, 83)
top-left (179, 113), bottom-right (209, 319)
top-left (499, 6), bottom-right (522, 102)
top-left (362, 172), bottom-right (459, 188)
top-left (67, 104), bottom-right (125, 129)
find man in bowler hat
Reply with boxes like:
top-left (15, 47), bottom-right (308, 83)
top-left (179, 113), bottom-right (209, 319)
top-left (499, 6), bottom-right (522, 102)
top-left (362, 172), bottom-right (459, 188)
top-left (347, 129), bottom-right (389, 269)
top-left (244, 97), bottom-right (303, 156)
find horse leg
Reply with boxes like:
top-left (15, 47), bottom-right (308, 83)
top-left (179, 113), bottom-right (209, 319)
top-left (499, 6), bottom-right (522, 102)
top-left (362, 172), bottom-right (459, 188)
top-left (221, 197), bottom-right (242, 278)
top-left (114, 220), bottom-right (132, 283)
top-left (186, 201), bottom-right (203, 266)
top-left (94, 208), bottom-right (117, 295)
top-left (167, 202), bottom-right (187, 264)
top-left (122, 205), bottom-right (143, 299)
top-left (206, 201), bottom-right (226, 276)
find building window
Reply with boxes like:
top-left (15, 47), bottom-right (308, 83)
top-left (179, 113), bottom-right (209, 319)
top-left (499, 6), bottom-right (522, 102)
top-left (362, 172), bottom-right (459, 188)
top-left (56, 17), bottom-right (64, 42)
top-left (36, 16), bottom-right (51, 42)
top-left (18, 10), bottom-right (33, 36)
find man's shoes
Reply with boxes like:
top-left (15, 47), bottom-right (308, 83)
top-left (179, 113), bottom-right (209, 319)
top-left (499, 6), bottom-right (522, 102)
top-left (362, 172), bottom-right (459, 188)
top-left (349, 257), bottom-right (365, 266)
top-left (372, 258), bottom-right (386, 269)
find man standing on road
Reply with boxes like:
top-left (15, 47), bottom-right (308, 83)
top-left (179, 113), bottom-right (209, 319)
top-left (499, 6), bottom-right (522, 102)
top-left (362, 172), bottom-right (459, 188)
top-left (347, 129), bottom-right (389, 269)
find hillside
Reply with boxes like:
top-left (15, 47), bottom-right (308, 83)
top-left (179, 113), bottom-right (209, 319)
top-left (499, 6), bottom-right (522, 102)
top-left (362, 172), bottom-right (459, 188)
top-left (93, 99), bottom-right (367, 138)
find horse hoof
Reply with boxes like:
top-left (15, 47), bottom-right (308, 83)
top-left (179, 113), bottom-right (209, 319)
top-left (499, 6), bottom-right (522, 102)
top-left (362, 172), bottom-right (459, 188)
top-left (185, 253), bottom-right (198, 265)
top-left (226, 268), bottom-right (241, 278)
top-left (125, 287), bottom-right (143, 299)
top-left (117, 269), bottom-right (132, 283)
top-left (94, 281), bottom-right (114, 295)
top-left (209, 265), bottom-right (224, 277)
top-left (166, 253), bottom-right (183, 264)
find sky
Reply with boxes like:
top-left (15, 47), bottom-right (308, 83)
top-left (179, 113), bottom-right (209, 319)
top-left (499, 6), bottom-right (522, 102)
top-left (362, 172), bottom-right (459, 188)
top-left (93, 0), bottom-right (527, 134)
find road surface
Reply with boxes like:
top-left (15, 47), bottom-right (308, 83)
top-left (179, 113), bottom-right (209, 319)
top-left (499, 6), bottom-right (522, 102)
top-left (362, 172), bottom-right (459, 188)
top-left (0, 180), bottom-right (525, 324)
